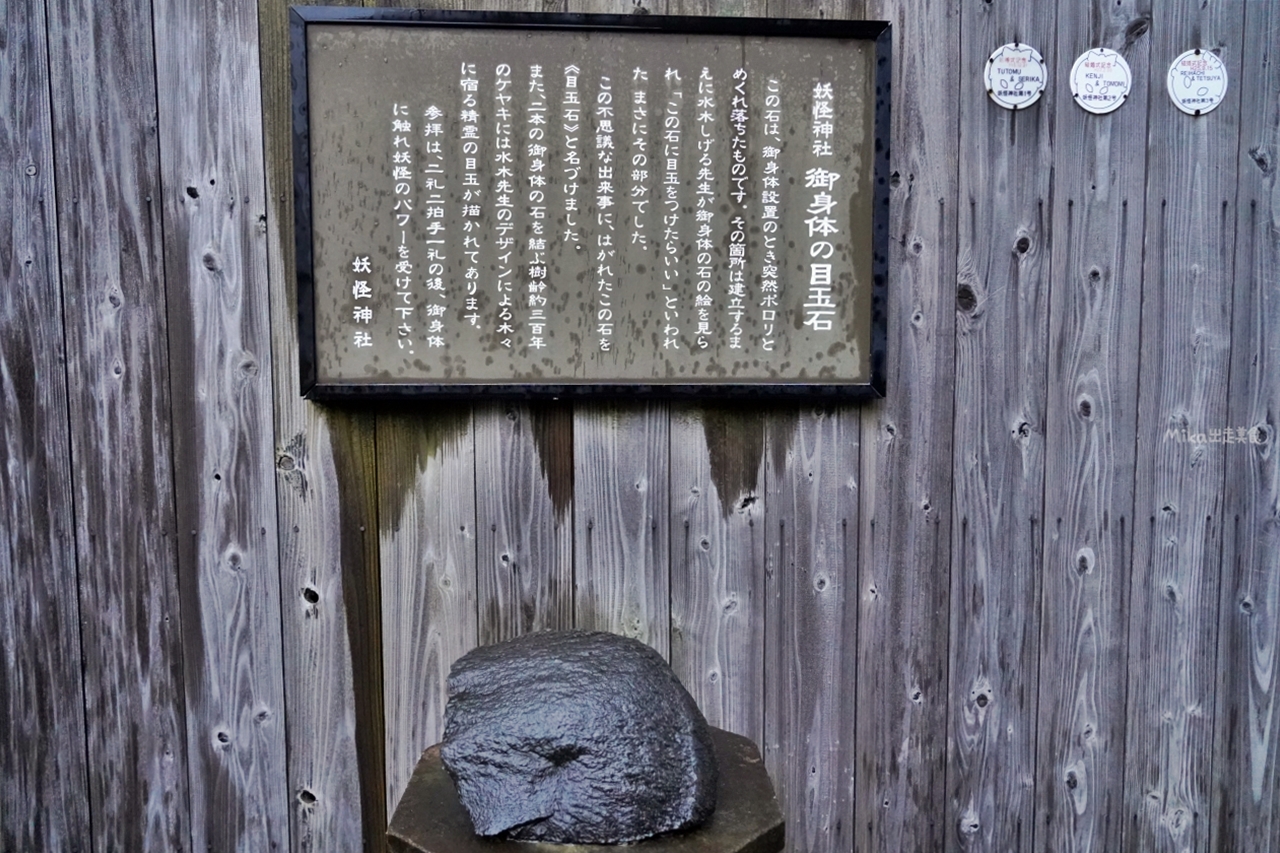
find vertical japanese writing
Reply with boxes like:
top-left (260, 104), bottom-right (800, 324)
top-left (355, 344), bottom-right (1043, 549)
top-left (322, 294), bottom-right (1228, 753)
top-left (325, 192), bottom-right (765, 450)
top-left (390, 103), bottom-right (414, 352)
top-left (594, 75), bottom-right (616, 351)
top-left (758, 78), bottom-right (782, 352)
top-left (526, 65), bottom-right (549, 351)
top-left (562, 65), bottom-right (582, 249)
top-left (494, 63), bottom-right (516, 348)
top-left (352, 253), bottom-right (373, 349)
top-left (421, 104), bottom-right (446, 350)
top-left (460, 63), bottom-right (483, 329)
top-left (803, 81), bottom-right (839, 332)
top-left (661, 68), bottom-right (683, 350)
top-left (726, 68), bottom-right (749, 350)
top-left (628, 68), bottom-right (650, 249)
top-left (693, 68), bottom-right (715, 349)
top-left (811, 80), bottom-right (835, 157)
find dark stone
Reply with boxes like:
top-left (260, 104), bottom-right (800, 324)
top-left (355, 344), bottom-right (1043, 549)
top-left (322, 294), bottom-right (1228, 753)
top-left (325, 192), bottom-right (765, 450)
top-left (439, 630), bottom-right (718, 844)
top-left (389, 727), bottom-right (784, 853)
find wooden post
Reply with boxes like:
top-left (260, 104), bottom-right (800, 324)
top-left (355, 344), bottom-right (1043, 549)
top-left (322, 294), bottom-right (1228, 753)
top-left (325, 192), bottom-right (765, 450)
top-left (1124, 3), bottom-right (1246, 851)
top-left (0, 0), bottom-right (91, 846)
top-left (46, 0), bottom-right (191, 846)
top-left (1036, 2), bottom-right (1150, 850)
top-left (1214, 0), bottom-right (1280, 849)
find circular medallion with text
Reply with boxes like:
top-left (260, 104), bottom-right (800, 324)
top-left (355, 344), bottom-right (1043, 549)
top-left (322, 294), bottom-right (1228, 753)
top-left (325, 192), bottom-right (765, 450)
top-left (985, 43), bottom-right (1047, 110)
top-left (1167, 48), bottom-right (1228, 115)
top-left (1070, 48), bottom-right (1132, 114)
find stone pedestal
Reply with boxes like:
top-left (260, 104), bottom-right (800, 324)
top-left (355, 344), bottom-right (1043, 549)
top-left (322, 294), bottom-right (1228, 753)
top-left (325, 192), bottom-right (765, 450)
top-left (388, 727), bottom-right (784, 853)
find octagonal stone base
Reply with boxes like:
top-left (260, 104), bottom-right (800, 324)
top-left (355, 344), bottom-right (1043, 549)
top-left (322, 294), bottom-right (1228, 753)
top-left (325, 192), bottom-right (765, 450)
top-left (388, 727), bottom-right (784, 853)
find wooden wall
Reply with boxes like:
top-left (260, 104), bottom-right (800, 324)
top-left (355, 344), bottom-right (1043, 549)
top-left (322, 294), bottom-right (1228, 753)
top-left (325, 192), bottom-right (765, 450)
top-left (2, 0), bottom-right (1278, 851)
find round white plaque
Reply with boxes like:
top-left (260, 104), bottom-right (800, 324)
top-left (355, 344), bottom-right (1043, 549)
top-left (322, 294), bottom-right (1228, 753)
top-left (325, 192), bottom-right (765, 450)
top-left (1070, 48), bottom-right (1132, 114)
top-left (1167, 48), bottom-right (1228, 115)
top-left (984, 43), bottom-right (1047, 110)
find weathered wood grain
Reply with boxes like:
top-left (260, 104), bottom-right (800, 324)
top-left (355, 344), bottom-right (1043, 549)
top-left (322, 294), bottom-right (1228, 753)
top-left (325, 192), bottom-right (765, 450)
top-left (764, 407), bottom-right (859, 853)
top-left (767, 0), bottom-right (854, 18)
top-left (663, 0), bottom-right (767, 752)
top-left (1213, 1), bottom-right (1280, 849)
top-left (949, 2), bottom-right (1056, 850)
top-left (669, 405), bottom-right (767, 744)
top-left (566, 0), bottom-right (659, 14)
top-left (18, 2), bottom-right (1280, 851)
top-left (752, 7), bottom-right (864, 852)
top-left (475, 402), bottom-right (574, 645)
top-left (259, 0), bottom-right (384, 849)
top-left (373, 0), bottom-right (567, 835)
top-left (378, 409), bottom-right (478, 815)
top-left (1035, 3), bottom-right (1151, 851)
top-left (573, 401), bottom-right (672, 659)
top-left (1124, 3), bottom-right (1246, 851)
top-left (45, 0), bottom-right (192, 848)
top-left (0, 0), bottom-right (91, 847)
top-left (551, 0), bottom-right (666, 651)
top-left (153, 0), bottom-right (290, 847)
top-left (853, 0), bottom-right (958, 850)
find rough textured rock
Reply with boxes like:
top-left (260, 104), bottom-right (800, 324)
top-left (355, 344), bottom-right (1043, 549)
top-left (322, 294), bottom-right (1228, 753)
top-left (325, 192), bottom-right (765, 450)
top-left (440, 630), bottom-right (719, 844)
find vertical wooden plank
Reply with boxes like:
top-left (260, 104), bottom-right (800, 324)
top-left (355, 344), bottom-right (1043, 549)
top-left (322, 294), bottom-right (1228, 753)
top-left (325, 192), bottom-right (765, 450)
top-left (662, 0), bottom-right (767, 751)
top-left (0, 0), bottom-right (91, 846)
top-left (1124, 2), bottom-right (1245, 851)
top-left (1213, 0), bottom-right (1280, 849)
top-left (573, 401), bottom-right (672, 659)
top-left (389, 0), bottom-right (576, 652)
top-left (259, 0), bottom-right (385, 849)
top-left (474, 403), bottom-right (574, 644)
top-left (854, 0), bottom-right (958, 850)
top-left (670, 405), bottom-right (767, 744)
top-left (374, 0), bottom-right (558, 827)
top-left (1036, 2), bottom-right (1151, 851)
top-left (764, 407), bottom-right (860, 853)
top-left (563, 0), bottom-right (672, 660)
top-left (377, 410), bottom-right (478, 814)
top-left (748, 6), bottom-right (863, 852)
top-left (152, 0), bottom-right (290, 847)
top-left (45, 0), bottom-right (191, 848)
top-left (567, 0), bottom-right (655, 14)
top-left (949, 1), bottom-right (1056, 850)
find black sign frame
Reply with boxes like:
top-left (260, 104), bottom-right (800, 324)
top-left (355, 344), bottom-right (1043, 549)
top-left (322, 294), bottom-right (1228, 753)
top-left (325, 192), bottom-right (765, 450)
top-left (291, 6), bottom-right (890, 400)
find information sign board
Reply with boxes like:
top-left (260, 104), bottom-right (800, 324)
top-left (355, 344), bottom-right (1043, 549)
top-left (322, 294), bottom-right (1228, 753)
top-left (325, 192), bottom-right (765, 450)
top-left (291, 8), bottom-right (890, 399)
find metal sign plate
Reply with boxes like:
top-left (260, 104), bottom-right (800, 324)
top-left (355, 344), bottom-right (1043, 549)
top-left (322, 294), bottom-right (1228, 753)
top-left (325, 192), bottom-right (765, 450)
top-left (984, 42), bottom-right (1046, 110)
top-left (1070, 47), bottom-right (1131, 115)
top-left (1167, 48), bottom-right (1228, 116)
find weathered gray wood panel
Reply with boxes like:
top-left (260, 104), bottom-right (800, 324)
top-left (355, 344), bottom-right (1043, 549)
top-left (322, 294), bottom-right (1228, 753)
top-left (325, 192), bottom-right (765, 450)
top-left (764, 407), bottom-right (859, 853)
top-left (760, 7), bottom-right (865, 853)
top-left (854, 0), bottom-right (959, 850)
top-left (670, 405), bottom-right (767, 744)
top-left (378, 410), bottom-right (478, 815)
top-left (153, 0), bottom-right (290, 847)
top-left (0, 0), bottom-right (90, 846)
top-left (45, 0), bottom-right (192, 847)
top-left (1036, 3), bottom-right (1150, 851)
top-left (1214, 0), bottom-right (1280, 849)
top-left (564, 0), bottom-right (671, 668)
top-left (475, 403), bottom-right (575, 645)
top-left (573, 401), bottom-right (672, 658)
top-left (1124, 3), bottom-right (1245, 851)
top-left (664, 0), bottom-right (767, 753)
top-left (12, 0), bottom-right (1280, 849)
top-left (260, 0), bottom-right (384, 848)
top-left (950, 2), bottom-right (1055, 849)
